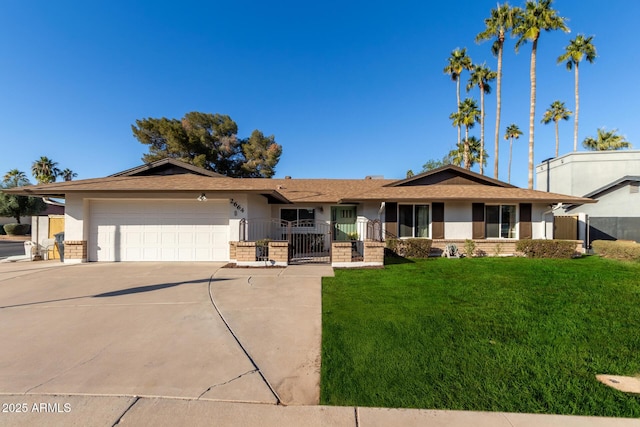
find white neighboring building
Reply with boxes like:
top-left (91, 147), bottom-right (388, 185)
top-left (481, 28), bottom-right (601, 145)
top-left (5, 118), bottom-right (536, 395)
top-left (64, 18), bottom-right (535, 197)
top-left (536, 150), bottom-right (640, 244)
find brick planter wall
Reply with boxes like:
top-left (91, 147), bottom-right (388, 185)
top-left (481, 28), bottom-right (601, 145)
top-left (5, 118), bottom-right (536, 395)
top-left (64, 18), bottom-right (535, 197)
top-left (331, 242), bottom-right (352, 265)
top-left (64, 240), bottom-right (87, 263)
top-left (268, 241), bottom-right (289, 264)
top-left (236, 241), bottom-right (256, 262)
top-left (229, 241), bottom-right (238, 261)
top-left (364, 240), bottom-right (385, 265)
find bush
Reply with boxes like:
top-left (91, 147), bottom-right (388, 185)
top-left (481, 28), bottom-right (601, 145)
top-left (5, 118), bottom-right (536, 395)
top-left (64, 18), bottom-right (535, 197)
top-left (592, 240), bottom-right (640, 262)
top-left (386, 238), bottom-right (432, 258)
top-left (464, 239), bottom-right (476, 257)
top-left (516, 239), bottom-right (577, 259)
top-left (2, 223), bottom-right (30, 236)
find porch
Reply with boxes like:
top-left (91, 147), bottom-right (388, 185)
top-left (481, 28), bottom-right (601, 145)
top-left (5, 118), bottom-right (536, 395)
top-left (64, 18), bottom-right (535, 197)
top-left (231, 218), bottom-right (384, 267)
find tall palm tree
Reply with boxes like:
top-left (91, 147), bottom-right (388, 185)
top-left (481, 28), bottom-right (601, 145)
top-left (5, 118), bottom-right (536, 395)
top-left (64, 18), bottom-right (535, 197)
top-left (448, 137), bottom-right (488, 170)
top-left (31, 156), bottom-right (60, 184)
top-left (61, 168), bottom-right (78, 181)
top-left (557, 34), bottom-right (597, 151)
top-left (504, 124), bottom-right (523, 183)
top-left (2, 169), bottom-right (30, 187)
top-left (514, 0), bottom-right (568, 189)
top-left (583, 128), bottom-right (631, 151)
top-left (467, 63), bottom-right (496, 175)
top-left (541, 100), bottom-right (572, 157)
top-left (476, 3), bottom-right (523, 179)
top-left (449, 98), bottom-right (481, 170)
top-left (444, 48), bottom-right (473, 147)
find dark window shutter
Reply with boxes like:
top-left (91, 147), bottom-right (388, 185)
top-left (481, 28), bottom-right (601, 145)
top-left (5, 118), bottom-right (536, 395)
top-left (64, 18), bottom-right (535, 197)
top-left (472, 203), bottom-right (485, 239)
top-left (519, 203), bottom-right (532, 239)
top-left (385, 202), bottom-right (398, 239)
top-left (432, 202), bottom-right (445, 239)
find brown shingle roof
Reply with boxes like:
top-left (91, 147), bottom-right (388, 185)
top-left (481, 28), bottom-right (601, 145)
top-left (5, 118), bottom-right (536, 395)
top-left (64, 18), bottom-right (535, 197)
top-left (4, 170), bottom-right (595, 205)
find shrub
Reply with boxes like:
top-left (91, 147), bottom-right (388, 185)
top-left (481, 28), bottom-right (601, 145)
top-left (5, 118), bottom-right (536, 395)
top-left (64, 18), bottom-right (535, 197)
top-left (592, 240), bottom-right (640, 262)
top-left (463, 239), bottom-right (476, 257)
top-left (3, 223), bottom-right (30, 235)
top-left (516, 239), bottom-right (577, 259)
top-left (386, 238), bottom-right (432, 258)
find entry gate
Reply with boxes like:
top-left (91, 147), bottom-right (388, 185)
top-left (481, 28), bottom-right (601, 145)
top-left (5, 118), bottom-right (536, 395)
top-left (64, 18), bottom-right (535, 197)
top-left (241, 219), bottom-right (332, 264)
top-left (287, 220), bottom-right (332, 264)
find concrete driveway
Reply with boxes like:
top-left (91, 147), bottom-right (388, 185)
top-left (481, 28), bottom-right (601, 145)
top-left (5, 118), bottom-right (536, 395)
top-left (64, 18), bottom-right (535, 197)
top-left (0, 261), bottom-right (325, 406)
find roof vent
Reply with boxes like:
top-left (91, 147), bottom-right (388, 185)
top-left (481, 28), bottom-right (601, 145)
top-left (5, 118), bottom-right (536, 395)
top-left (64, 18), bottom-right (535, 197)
top-left (285, 176), bottom-right (292, 179)
top-left (365, 175), bottom-right (384, 180)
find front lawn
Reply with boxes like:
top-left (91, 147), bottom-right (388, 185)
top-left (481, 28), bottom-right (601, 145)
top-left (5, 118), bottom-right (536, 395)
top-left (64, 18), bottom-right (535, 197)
top-left (321, 256), bottom-right (640, 417)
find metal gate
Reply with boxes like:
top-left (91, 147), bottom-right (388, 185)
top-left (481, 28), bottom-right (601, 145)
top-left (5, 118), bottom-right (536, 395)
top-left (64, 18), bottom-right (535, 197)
top-left (288, 220), bottom-right (332, 264)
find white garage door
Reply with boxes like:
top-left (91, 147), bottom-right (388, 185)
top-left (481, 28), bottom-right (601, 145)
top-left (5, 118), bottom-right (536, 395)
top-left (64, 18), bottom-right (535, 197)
top-left (89, 200), bottom-right (229, 262)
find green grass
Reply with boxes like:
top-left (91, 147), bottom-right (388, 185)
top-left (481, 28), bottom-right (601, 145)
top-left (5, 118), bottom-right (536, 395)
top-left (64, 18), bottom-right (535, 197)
top-left (321, 256), bottom-right (640, 417)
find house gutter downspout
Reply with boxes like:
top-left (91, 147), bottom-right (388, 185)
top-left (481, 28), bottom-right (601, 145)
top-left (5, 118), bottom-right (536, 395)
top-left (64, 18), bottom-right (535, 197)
top-left (542, 203), bottom-right (562, 239)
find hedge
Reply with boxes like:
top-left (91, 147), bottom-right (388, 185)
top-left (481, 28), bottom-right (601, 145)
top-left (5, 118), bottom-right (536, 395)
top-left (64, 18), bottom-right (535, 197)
top-left (386, 238), bottom-right (432, 258)
top-left (515, 239), bottom-right (577, 259)
top-left (592, 240), bottom-right (640, 262)
top-left (2, 223), bottom-right (30, 236)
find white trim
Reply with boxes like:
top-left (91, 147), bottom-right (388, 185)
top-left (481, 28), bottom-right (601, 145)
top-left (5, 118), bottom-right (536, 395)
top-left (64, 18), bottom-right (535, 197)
top-left (332, 261), bottom-right (383, 268)
top-left (236, 261), bottom-right (287, 267)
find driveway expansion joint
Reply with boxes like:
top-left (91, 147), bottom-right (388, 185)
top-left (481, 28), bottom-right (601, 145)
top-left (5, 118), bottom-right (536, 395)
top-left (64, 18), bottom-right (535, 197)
top-left (112, 395), bottom-right (140, 426)
top-left (207, 274), bottom-right (284, 406)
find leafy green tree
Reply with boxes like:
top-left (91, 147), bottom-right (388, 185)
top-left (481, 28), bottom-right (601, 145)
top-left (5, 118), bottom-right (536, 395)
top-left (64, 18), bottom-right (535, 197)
top-left (541, 100), bottom-right (572, 157)
top-left (238, 130), bottom-right (283, 178)
top-left (0, 171), bottom-right (46, 223)
top-left (421, 156), bottom-right (452, 172)
top-left (406, 169), bottom-right (415, 178)
top-left (31, 156), bottom-right (60, 184)
top-left (444, 48), bottom-right (473, 147)
top-left (557, 34), bottom-right (597, 151)
top-left (504, 124), bottom-right (523, 183)
top-left (450, 98), bottom-right (480, 170)
top-left (132, 112), bottom-right (282, 178)
top-left (514, 0), bottom-right (568, 189)
top-left (448, 137), bottom-right (487, 170)
top-left (467, 63), bottom-right (496, 175)
top-left (476, 3), bottom-right (523, 179)
top-left (582, 128), bottom-right (631, 151)
top-left (61, 168), bottom-right (78, 181)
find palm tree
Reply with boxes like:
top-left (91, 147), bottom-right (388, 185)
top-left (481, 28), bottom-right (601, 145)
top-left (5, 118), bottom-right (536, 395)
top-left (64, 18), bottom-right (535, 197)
top-left (504, 124), bottom-right (523, 183)
top-left (2, 169), bottom-right (30, 187)
top-left (450, 98), bottom-right (481, 170)
top-left (541, 100), bottom-right (572, 157)
top-left (448, 137), bottom-right (488, 170)
top-left (557, 34), bottom-right (597, 151)
top-left (31, 156), bottom-right (60, 184)
top-left (61, 168), bottom-right (78, 181)
top-left (444, 48), bottom-right (473, 147)
top-left (467, 63), bottom-right (496, 175)
top-left (514, 0), bottom-right (568, 189)
top-left (476, 3), bottom-right (523, 179)
top-left (583, 128), bottom-right (631, 151)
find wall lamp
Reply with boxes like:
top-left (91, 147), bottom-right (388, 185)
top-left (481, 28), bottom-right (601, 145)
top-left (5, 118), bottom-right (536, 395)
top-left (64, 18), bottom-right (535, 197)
top-left (197, 193), bottom-right (207, 202)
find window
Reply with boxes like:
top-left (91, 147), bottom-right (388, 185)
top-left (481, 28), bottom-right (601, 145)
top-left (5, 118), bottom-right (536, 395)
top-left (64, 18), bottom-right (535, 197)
top-left (398, 205), bottom-right (429, 238)
top-left (486, 205), bottom-right (516, 238)
top-left (281, 208), bottom-right (315, 226)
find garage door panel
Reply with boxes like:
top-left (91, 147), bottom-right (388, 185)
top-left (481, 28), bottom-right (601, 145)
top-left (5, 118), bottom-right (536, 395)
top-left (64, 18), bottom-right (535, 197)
top-left (90, 200), bottom-right (230, 262)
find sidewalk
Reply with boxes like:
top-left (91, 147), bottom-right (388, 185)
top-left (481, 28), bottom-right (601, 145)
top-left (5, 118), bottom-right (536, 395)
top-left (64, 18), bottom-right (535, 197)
top-left (1, 394), bottom-right (638, 427)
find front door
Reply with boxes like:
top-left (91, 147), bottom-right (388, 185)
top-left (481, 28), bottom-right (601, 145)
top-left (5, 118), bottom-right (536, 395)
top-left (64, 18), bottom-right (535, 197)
top-left (332, 206), bottom-right (357, 241)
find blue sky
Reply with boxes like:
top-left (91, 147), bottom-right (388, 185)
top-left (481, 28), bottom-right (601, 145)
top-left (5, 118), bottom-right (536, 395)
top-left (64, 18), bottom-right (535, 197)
top-left (1, 0), bottom-right (638, 189)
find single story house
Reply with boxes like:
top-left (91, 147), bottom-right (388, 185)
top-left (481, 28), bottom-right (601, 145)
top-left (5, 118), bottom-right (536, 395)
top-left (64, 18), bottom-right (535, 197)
top-left (6, 158), bottom-right (595, 265)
